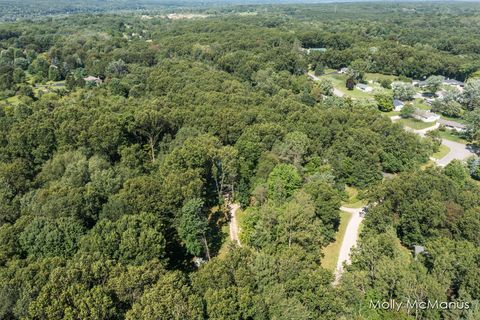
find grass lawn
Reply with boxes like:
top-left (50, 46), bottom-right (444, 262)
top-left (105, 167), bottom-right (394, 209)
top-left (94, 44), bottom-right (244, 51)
top-left (413, 99), bottom-right (430, 111)
top-left (342, 186), bottom-right (366, 208)
top-left (321, 211), bottom-right (352, 272)
top-left (323, 74), bottom-right (375, 100)
top-left (398, 118), bottom-right (436, 130)
top-left (5, 95), bottom-right (21, 105)
top-left (432, 144), bottom-right (450, 159)
top-left (364, 72), bottom-right (400, 82)
top-left (438, 130), bottom-right (468, 144)
top-left (383, 110), bottom-right (400, 117)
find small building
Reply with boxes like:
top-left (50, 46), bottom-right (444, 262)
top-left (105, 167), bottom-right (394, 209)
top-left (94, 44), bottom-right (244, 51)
top-left (393, 99), bottom-right (405, 111)
top-left (339, 67), bottom-right (349, 74)
top-left (413, 109), bottom-right (441, 123)
top-left (356, 83), bottom-right (373, 92)
top-left (83, 76), bottom-right (102, 85)
top-left (438, 119), bottom-right (466, 132)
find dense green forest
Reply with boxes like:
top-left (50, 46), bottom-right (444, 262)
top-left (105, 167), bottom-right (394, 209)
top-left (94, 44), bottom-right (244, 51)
top-left (0, 2), bottom-right (479, 319)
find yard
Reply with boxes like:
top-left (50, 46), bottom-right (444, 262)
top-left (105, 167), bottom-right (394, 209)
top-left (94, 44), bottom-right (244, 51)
top-left (321, 210), bottom-right (352, 272)
top-left (413, 99), bottom-right (431, 111)
top-left (398, 118), bottom-right (436, 130)
top-left (438, 129), bottom-right (468, 144)
top-left (4, 95), bottom-right (21, 105)
top-left (322, 73), bottom-right (376, 100)
top-left (432, 145), bottom-right (450, 159)
top-left (33, 80), bottom-right (66, 95)
top-left (364, 72), bottom-right (401, 83)
top-left (342, 186), bottom-right (366, 209)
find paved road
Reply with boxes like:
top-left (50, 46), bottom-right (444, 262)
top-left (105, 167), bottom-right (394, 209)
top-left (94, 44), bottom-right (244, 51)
top-left (435, 139), bottom-right (476, 167)
top-left (390, 116), bottom-right (476, 166)
top-left (333, 206), bottom-right (365, 285)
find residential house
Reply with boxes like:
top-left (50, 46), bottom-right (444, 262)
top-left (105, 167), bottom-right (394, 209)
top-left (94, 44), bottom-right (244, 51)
top-left (438, 119), bottom-right (466, 132)
top-left (413, 109), bottom-right (441, 123)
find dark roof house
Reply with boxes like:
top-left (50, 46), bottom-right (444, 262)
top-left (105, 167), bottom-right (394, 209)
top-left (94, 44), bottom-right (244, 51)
top-left (438, 119), bottom-right (466, 132)
top-left (443, 78), bottom-right (464, 87)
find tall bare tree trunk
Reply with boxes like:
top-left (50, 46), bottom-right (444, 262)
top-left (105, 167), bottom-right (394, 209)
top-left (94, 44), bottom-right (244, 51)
top-left (202, 235), bottom-right (211, 261)
top-left (149, 137), bottom-right (155, 162)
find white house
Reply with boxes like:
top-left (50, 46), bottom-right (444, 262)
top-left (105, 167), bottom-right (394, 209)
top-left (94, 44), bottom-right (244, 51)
top-left (339, 67), bottom-right (349, 74)
top-left (413, 109), bottom-right (441, 123)
top-left (356, 83), bottom-right (373, 92)
top-left (393, 99), bottom-right (405, 111)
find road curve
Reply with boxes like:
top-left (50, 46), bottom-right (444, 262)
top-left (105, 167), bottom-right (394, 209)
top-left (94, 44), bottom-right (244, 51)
top-left (389, 116), bottom-right (476, 166)
top-left (435, 139), bottom-right (476, 167)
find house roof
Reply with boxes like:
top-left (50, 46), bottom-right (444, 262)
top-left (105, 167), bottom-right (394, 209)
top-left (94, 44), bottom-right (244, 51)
top-left (443, 78), bottom-right (464, 86)
top-left (413, 109), bottom-right (439, 119)
top-left (438, 119), bottom-right (466, 129)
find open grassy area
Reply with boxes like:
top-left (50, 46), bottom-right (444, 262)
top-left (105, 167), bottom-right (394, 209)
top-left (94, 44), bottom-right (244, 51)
top-left (364, 72), bottom-right (400, 82)
top-left (5, 95), bottom-right (21, 105)
top-left (413, 99), bottom-right (431, 111)
top-left (324, 68), bottom-right (337, 74)
top-left (342, 186), bottom-right (366, 208)
top-left (323, 74), bottom-right (375, 100)
top-left (438, 130), bottom-right (468, 144)
top-left (398, 118), bottom-right (436, 130)
top-left (432, 144), bottom-right (450, 159)
top-left (383, 110), bottom-right (400, 117)
top-left (321, 211), bottom-right (352, 272)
